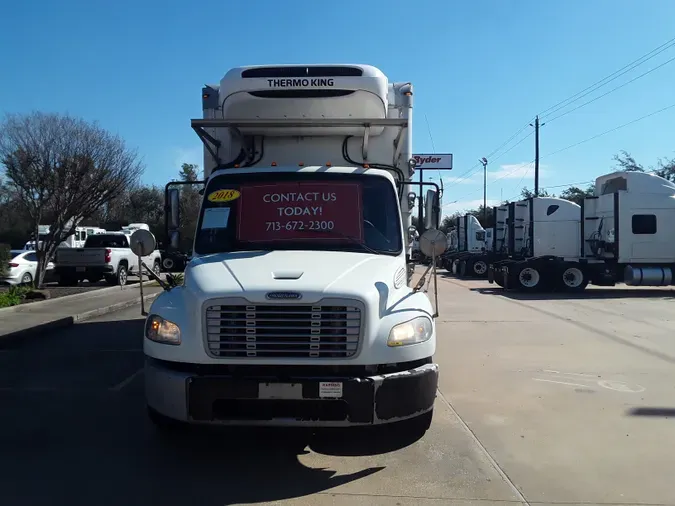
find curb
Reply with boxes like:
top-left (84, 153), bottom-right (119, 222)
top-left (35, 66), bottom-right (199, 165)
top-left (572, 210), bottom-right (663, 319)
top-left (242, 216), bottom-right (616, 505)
top-left (0, 280), bottom-right (161, 315)
top-left (0, 292), bottom-right (160, 348)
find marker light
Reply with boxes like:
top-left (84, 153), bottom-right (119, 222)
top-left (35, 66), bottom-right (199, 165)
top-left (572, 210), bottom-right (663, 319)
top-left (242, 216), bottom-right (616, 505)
top-left (363, 164), bottom-right (370, 168)
top-left (234, 164), bottom-right (240, 168)
top-left (387, 316), bottom-right (433, 347)
top-left (326, 162), bottom-right (332, 167)
top-left (298, 162), bottom-right (304, 167)
top-left (271, 162), bottom-right (278, 167)
top-left (145, 315), bottom-right (181, 345)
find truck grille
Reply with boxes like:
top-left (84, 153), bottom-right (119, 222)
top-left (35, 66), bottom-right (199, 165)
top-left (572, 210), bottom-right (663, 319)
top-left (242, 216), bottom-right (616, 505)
top-left (205, 303), bottom-right (362, 359)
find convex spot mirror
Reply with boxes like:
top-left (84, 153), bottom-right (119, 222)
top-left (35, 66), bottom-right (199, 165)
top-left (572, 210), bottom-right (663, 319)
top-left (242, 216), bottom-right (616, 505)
top-left (419, 228), bottom-right (447, 258)
top-left (130, 229), bottom-right (157, 257)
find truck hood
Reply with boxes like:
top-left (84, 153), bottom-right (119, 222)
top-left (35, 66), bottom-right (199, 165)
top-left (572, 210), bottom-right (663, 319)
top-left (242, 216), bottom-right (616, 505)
top-left (186, 250), bottom-right (406, 303)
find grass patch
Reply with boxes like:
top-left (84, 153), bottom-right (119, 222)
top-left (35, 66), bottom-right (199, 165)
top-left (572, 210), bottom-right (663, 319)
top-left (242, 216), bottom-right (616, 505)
top-left (0, 285), bottom-right (32, 308)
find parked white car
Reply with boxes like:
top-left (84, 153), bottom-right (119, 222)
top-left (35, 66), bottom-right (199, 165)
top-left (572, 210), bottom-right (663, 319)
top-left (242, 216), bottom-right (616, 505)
top-left (1, 250), bottom-right (55, 286)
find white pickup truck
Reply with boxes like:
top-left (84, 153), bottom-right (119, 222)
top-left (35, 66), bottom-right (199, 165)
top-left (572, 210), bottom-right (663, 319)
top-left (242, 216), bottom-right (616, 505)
top-left (54, 232), bottom-right (161, 286)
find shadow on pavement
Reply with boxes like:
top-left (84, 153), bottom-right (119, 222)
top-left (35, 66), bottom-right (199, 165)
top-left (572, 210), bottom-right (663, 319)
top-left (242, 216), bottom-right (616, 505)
top-left (469, 286), bottom-right (675, 301)
top-left (0, 317), bottom-right (428, 505)
top-left (627, 407), bottom-right (675, 418)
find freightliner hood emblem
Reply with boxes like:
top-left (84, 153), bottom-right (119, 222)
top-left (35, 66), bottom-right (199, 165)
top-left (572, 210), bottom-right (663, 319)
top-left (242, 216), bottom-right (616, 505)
top-left (266, 291), bottom-right (303, 300)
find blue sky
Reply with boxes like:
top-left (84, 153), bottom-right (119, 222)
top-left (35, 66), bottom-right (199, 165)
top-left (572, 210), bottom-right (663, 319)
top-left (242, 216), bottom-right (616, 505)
top-left (2, 0), bottom-right (674, 216)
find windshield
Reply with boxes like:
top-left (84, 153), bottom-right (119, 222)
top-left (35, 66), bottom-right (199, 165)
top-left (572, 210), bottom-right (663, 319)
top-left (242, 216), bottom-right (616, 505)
top-left (195, 172), bottom-right (402, 256)
top-left (84, 234), bottom-right (129, 248)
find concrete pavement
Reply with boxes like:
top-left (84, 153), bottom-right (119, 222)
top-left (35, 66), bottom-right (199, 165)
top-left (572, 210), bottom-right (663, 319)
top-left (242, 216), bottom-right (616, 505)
top-left (436, 276), bottom-right (675, 505)
top-left (0, 281), bottom-right (162, 345)
top-left (1, 276), bottom-right (674, 505)
top-left (0, 305), bottom-right (523, 506)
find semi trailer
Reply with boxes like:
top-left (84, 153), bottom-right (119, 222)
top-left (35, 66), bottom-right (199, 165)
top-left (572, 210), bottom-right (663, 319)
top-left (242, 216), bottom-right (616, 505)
top-left (143, 64), bottom-right (445, 433)
top-left (489, 170), bottom-right (675, 292)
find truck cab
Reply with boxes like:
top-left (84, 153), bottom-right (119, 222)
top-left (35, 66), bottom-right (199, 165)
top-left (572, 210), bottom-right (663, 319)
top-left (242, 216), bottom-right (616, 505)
top-left (144, 64), bottom-right (442, 432)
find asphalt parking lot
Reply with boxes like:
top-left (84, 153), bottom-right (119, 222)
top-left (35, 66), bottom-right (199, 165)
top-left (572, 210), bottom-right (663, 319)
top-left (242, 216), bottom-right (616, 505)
top-left (1, 276), bottom-right (674, 505)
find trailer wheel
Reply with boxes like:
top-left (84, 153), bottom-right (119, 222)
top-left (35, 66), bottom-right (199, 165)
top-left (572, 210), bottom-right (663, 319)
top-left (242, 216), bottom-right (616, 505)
top-left (472, 260), bottom-right (488, 277)
top-left (560, 265), bottom-right (588, 292)
top-left (517, 266), bottom-right (541, 291)
top-left (162, 257), bottom-right (174, 272)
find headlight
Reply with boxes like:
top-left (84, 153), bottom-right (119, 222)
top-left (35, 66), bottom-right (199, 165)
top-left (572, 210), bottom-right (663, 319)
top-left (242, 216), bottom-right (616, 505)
top-left (387, 316), bottom-right (433, 347)
top-left (145, 314), bottom-right (181, 345)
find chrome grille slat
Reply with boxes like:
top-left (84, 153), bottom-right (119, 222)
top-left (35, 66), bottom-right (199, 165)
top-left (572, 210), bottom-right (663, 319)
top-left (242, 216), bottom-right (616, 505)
top-left (204, 302), bottom-right (362, 359)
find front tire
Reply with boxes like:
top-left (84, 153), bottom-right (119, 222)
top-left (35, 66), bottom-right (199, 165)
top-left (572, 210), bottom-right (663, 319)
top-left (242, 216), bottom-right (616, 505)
top-left (147, 406), bottom-right (184, 431)
top-left (472, 259), bottom-right (488, 277)
top-left (397, 409), bottom-right (433, 437)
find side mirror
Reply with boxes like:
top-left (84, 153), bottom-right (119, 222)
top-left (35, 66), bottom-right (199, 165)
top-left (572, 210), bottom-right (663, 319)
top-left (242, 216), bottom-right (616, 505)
top-left (170, 230), bottom-right (180, 250)
top-left (424, 189), bottom-right (441, 230)
top-left (168, 188), bottom-right (180, 229)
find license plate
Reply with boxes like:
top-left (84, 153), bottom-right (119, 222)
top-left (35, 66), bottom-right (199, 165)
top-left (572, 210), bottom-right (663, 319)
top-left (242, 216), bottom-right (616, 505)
top-left (258, 382), bottom-right (302, 400)
top-left (76, 266), bottom-right (86, 272)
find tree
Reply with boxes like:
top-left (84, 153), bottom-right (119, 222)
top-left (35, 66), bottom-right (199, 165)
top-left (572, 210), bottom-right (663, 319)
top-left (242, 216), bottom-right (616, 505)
top-left (0, 112), bottom-right (144, 287)
top-left (559, 185), bottom-right (594, 205)
top-left (654, 156), bottom-right (675, 182)
top-left (520, 187), bottom-right (553, 199)
top-left (439, 215), bottom-right (454, 234)
top-left (613, 150), bottom-right (644, 172)
top-left (177, 163), bottom-right (203, 253)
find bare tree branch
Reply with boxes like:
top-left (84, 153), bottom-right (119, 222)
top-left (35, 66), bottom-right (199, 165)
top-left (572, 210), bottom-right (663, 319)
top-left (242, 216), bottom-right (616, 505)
top-left (0, 112), bottom-right (144, 287)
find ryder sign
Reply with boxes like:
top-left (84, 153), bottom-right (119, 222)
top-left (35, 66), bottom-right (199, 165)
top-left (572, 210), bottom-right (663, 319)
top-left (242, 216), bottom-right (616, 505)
top-left (413, 154), bottom-right (453, 170)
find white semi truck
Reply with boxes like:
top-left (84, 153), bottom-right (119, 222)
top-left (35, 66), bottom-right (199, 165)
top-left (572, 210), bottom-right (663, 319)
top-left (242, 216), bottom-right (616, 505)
top-left (489, 170), bottom-right (675, 292)
top-left (442, 214), bottom-right (490, 276)
top-left (143, 64), bottom-right (443, 432)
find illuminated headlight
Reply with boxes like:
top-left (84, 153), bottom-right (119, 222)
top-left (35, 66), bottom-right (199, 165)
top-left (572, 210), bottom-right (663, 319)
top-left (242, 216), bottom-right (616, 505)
top-left (145, 314), bottom-right (181, 345)
top-left (387, 316), bottom-right (433, 347)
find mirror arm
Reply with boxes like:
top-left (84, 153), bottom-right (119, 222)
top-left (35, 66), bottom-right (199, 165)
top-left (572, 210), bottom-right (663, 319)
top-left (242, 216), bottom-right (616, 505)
top-left (140, 260), bottom-right (171, 291)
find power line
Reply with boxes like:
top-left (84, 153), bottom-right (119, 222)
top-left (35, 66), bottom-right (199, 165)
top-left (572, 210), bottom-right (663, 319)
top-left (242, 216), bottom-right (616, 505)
top-left (486, 131), bottom-right (534, 165)
top-left (445, 36), bottom-right (675, 194)
top-left (424, 113), bottom-right (443, 180)
top-left (545, 54), bottom-right (675, 124)
top-left (452, 101), bottom-right (675, 203)
top-left (543, 102), bottom-right (675, 158)
top-left (538, 35), bottom-right (675, 119)
top-left (442, 120), bottom-right (535, 190)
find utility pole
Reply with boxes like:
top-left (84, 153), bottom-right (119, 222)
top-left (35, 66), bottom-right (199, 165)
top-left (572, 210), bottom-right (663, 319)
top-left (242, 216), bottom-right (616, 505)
top-left (417, 167), bottom-right (424, 234)
top-left (479, 157), bottom-right (488, 222)
top-left (534, 116), bottom-right (540, 196)
top-left (530, 115), bottom-right (544, 197)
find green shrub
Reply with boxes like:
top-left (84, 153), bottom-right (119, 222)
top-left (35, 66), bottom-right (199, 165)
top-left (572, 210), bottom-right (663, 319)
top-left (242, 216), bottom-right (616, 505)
top-left (0, 285), bottom-right (31, 308)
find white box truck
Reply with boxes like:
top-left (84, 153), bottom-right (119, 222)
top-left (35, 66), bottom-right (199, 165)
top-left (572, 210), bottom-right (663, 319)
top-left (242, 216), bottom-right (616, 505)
top-left (143, 64), bottom-right (444, 433)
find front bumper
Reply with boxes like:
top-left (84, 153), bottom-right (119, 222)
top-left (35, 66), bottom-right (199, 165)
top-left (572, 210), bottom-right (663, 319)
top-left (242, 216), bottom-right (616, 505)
top-left (145, 358), bottom-right (438, 427)
top-left (55, 266), bottom-right (114, 277)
